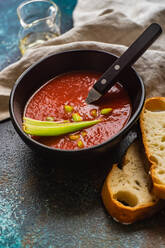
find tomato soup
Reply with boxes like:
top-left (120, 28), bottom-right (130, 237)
top-left (24, 71), bottom-right (132, 150)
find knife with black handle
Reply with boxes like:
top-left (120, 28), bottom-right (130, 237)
top-left (86, 23), bottom-right (162, 104)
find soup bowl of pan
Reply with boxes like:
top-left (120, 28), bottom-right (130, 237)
top-left (9, 49), bottom-right (145, 159)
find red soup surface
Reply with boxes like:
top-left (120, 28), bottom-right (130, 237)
top-left (25, 71), bottom-right (132, 150)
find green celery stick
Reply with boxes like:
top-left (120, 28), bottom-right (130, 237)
top-left (23, 118), bottom-right (100, 136)
top-left (23, 117), bottom-right (69, 126)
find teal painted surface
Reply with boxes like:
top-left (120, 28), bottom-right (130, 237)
top-left (0, 0), bottom-right (76, 246)
top-left (0, 0), bottom-right (77, 71)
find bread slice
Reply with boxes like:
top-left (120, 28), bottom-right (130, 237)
top-left (101, 140), bottom-right (163, 224)
top-left (140, 97), bottom-right (165, 199)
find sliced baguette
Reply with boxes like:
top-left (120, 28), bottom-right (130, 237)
top-left (140, 97), bottom-right (165, 199)
top-left (101, 140), bottom-right (163, 224)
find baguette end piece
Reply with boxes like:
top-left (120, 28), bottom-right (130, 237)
top-left (140, 97), bottom-right (165, 199)
top-left (101, 141), bottom-right (164, 224)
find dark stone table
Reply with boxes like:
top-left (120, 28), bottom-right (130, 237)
top-left (1, 0), bottom-right (165, 247)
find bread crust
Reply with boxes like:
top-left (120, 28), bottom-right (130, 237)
top-left (101, 98), bottom-right (165, 224)
top-left (101, 164), bottom-right (163, 224)
top-left (140, 97), bottom-right (165, 199)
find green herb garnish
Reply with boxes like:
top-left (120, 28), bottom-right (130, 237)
top-left (100, 108), bottom-right (112, 115)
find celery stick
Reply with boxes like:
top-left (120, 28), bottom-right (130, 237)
top-left (23, 119), bottom-right (100, 136)
top-left (23, 117), bottom-right (69, 126)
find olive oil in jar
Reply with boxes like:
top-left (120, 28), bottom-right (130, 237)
top-left (19, 31), bottom-right (59, 55)
top-left (17, 0), bottom-right (61, 55)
